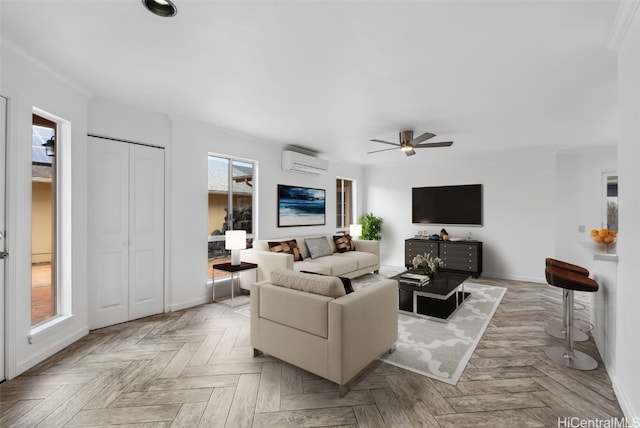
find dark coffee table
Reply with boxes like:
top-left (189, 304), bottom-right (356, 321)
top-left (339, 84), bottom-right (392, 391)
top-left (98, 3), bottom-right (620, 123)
top-left (392, 271), bottom-right (471, 321)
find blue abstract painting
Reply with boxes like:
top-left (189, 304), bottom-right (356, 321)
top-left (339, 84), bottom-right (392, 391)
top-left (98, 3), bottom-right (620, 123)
top-left (278, 185), bottom-right (326, 227)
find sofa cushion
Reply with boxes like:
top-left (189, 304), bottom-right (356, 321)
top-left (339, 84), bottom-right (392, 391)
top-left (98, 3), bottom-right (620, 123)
top-left (306, 255), bottom-right (358, 277)
top-left (301, 270), bottom-right (354, 294)
top-left (268, 239), bottom-right (303, 261)
top-left (305, 236), bottom-right (333, 259)
top-left (252, 240), bottom-right (270, 252)
top-left (338, 251), bottom-right (379, 270)
top-left (271, 268), bottom-right (346, 298)
top-left (293, 260), bottom-right (331, 275)
top-left (333, 234), bottom-right (356, 253)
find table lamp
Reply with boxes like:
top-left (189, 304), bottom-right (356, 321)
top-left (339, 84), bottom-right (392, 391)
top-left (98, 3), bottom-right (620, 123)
top-left (225, 230), bottom-right (246, 265)
top-left (349, 224), bottom-right (362, 239)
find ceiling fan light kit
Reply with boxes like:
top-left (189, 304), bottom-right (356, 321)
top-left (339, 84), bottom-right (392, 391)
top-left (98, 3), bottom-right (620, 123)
top-left (367, 130), bottom-right (453, 156)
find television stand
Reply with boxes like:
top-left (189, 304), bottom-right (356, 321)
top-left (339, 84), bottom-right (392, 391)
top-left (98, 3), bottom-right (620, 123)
top-left (405, 238), bottom-right (483, 278)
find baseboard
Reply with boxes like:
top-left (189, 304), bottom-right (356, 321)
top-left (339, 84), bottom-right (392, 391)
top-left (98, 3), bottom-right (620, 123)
top-left (481, 271), bottom-right (545, 283)
top-left (14, 326), bottom-right (89, 378)
top-left (612, 375), bottom-right (639, 423)
top-left (169, 296), bottom-right (210, 312)
top-left (382, 265), bottom-right (545, 284)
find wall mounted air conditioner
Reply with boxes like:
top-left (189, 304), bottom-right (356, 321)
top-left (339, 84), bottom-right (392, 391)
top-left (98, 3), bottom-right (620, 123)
top-left (282, 150), bottom-right (328, 175)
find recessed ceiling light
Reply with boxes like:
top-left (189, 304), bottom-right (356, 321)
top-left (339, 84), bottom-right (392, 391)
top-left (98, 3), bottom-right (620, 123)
top-left (142, 0), bottom-right (177, 17)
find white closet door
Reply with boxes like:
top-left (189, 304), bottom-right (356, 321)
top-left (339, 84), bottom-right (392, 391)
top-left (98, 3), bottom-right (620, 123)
top-left (128, 144), bottom-right (164, 320)
top-left (88, 139), bottom-right (130, 329)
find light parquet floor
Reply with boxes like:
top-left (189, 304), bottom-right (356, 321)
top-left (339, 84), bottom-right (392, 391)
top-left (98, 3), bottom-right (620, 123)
top-left (1, 276), bottom-right (624, 427)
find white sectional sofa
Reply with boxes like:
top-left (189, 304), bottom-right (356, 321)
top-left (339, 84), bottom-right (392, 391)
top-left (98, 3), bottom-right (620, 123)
top-left (251, 268), bottom-right (398, 395)
top-left (240, 233), bottom-right (380, 283)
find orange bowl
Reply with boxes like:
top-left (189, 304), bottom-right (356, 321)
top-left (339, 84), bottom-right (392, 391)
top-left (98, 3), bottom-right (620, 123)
top-left (591, 228), bottom-right (617, 245)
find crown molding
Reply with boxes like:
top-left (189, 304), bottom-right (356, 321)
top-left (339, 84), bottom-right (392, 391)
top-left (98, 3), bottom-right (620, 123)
top-left (606, 0), bottom-right (640, 51)
top-left (1, 38), bottom-right (93, 99)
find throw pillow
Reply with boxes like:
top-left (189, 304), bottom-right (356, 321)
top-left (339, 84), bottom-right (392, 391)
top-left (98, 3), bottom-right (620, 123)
top-left (268, 239), bottom-right (303, 262)
top-left (333, 234), bottom-right (356, 253)
top-left (339, 276), bottom-right (354, 294)
top-left (301, 270), bottom-right (354, 294)
top-left (305, 237), bottom-right (333, 259)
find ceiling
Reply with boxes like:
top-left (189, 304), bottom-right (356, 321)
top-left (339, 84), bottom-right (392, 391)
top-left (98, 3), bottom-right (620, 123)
top-left (1, 0), bottom-right (620, 165)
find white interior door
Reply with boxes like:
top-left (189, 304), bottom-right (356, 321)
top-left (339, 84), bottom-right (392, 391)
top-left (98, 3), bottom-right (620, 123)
top-left (88, 139), bottom-right (130, 329)
top-left (88, 138), bottom-right (165, 329)
top-left (1, 96), bottom-right (7, 381)
top-left (128, 144), bottom-right (164, 320)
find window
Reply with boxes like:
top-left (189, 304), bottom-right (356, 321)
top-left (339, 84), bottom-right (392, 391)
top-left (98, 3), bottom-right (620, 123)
top-left (207, 155), bottom-right (255, 282)
top-left (336, 178), bottom-right (355, 231)
top-left (605, 174), bottom-right (618, 231)
top-left (31, 114), bottom-right (57, 326)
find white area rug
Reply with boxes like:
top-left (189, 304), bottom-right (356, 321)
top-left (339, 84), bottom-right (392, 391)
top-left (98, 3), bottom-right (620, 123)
top-left (379, 282), bottom-right (505, 385)
top-left (352, 269), bottom-right (506, 385)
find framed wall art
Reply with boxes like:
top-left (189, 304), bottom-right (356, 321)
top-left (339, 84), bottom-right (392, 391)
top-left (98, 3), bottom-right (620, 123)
top-left (278, 184), bottom-right (326, 227)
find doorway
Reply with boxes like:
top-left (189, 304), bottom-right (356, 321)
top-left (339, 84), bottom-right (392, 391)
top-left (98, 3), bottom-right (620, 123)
top-left (1, 96), bottom-right (7, 382)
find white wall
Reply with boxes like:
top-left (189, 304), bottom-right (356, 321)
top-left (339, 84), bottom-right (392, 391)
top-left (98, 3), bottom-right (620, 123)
top-left (1, 43), bottom-right (90, 378)
top-left (168, 115), bottom-right (364, 311)
top-left (88, 98), bottom-right (172, 148)
top-left (555, 146), bottom-right (617, 269)
top-left (364, 147), bottom-right (559, 282)
top-left (613, 3), bottom-right (640, 420)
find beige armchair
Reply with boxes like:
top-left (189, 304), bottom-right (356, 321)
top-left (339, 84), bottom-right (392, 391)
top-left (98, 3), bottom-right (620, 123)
top-left (251, 269), bottom-right (398, 396)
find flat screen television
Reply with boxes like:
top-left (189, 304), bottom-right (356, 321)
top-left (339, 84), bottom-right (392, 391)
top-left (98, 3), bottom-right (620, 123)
top-left (412, 184), bottom-right (483, 226)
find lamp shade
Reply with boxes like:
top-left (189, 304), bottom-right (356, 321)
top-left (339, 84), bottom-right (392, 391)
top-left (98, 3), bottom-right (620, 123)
top-left (225, 230), bottom-right (246, 250)
top-left (349, 224), bottom-right (362, 239)
top-left (225, 230), bottom-right (246, 265)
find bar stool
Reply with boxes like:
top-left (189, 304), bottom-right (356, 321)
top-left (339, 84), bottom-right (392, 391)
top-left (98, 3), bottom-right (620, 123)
top-left (544, 265), bottom-right (599, 370)
top-left (544, 258), bottom-right (589, 342)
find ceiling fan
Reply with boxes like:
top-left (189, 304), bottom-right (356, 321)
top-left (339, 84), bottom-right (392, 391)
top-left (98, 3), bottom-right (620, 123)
top-left (368, 130), bottom-right (453, 156)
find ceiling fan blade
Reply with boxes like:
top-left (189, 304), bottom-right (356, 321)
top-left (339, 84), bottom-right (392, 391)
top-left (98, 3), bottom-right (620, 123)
top-left (367, 147), bottom-right (400, 154)
top-left (370, 139), bottom-right (399, 147)
top-left (404, 149), bottom-right (416, 156)
top-left (414, 141), bottom-right (454, 149)
top-left (410, 132), bottom-right (436, 145)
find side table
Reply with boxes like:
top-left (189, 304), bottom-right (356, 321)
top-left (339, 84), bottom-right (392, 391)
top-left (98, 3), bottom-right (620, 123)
top-left (212, 262), bottom-right (258, 306)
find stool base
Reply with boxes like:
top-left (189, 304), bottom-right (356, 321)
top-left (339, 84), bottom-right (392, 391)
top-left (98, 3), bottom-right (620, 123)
top-left (544, 346), bottom-right (598, 371)
top-left (546, 325), bottom-right (589, 342)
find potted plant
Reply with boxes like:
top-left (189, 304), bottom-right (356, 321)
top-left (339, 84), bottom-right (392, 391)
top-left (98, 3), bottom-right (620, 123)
top-left (358, 213), bottom-right (383, 240)
top-left (412, 252), bottom-right (442, 278)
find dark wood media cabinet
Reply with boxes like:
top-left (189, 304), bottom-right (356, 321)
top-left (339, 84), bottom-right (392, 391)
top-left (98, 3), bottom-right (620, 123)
top-left (405, 238), bottom-right (483, 278)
